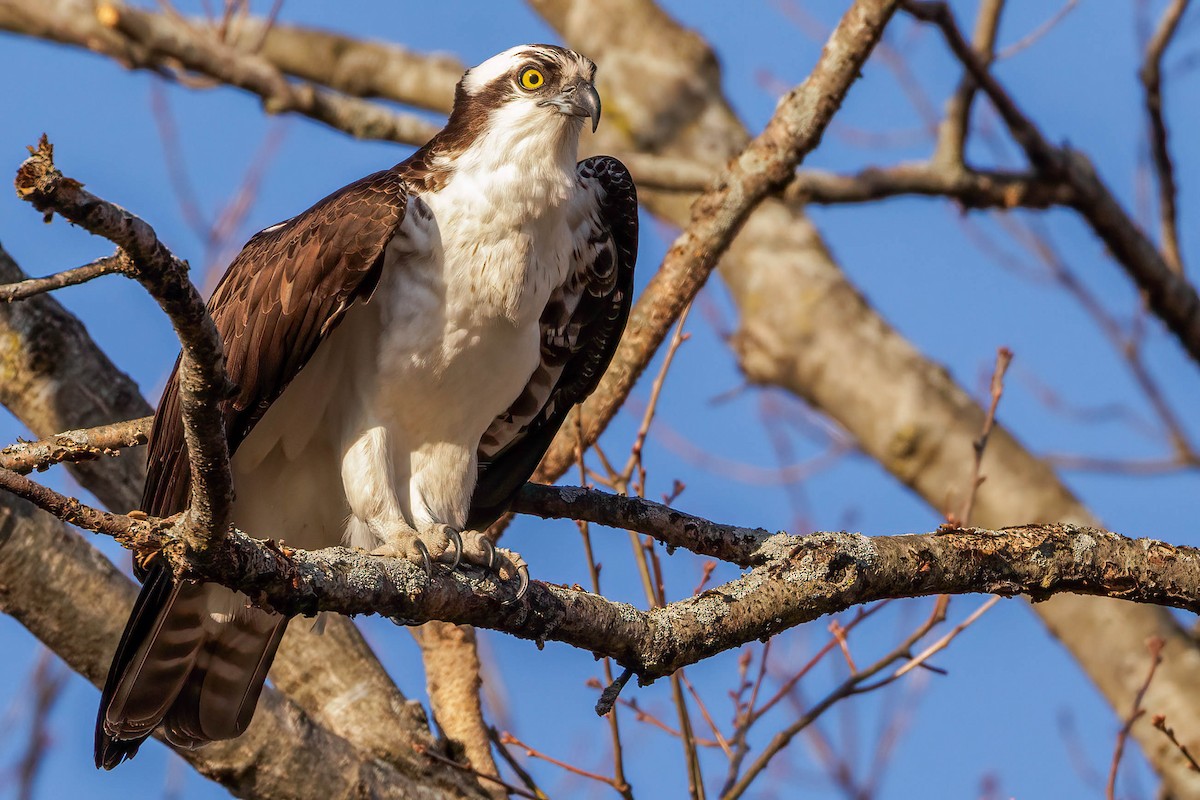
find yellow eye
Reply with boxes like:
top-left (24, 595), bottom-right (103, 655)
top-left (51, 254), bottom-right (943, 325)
top-left (519, 68), bottom-right (545, 90)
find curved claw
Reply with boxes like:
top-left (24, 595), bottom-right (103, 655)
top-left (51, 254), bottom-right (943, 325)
top-left (413, 538), bottom-right (433, 578)
top-left (480, 537), bottom-right (497, 571)
top-left (502, 565), bottom-right (531, 606)
top-left (444, 527), bottom-right (463, 571)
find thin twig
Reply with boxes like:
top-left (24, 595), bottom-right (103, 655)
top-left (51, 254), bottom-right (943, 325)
top-left (722, 597), bottom-right (951, 799)
top-left (988, 212), bottom-right (1197, 467)
top-left (488, 728), bottom-right (550, 800)
top-left (680, 672), bottom-right (733, 757)
top-left (619, 303), bottom-right (692, 483)
top-left (1139, 0), bottom-right (1191, 275)
top-left (14, 650), bottom-right (67, 800)
top-left (1107, 637), bottom-right (1166, 799)
top-left (608, 695), bottom-right (722, 749)
top-left (955, 347), bottom-right (1013, 525)
top-left (933, 0), bottom-right (1004, 167)
top-left (573, 418), bottom-right (634, 799)
top-left (721, 605), bottom-right (885, 794)
top-left (606, 300), bottom-right (705, 800)
top-left (0, 254), bottom-right (130, 303)
top-left (412, 743), bottom-right (540, 800)
top-left (246, 0), bottom-right (286, 53)
top-left (499, 731), bottom-right (629, 793)
top-left (1046, 455), bottom-right (1196, 475)
top-left (828, 620), bottom-right (859, 674)
top-left (862, 595), bottom-right (999, 688)
top-left (996, 0), bottom-right (1079, 60)
top-left (1152, 715), bottom-right (1200, 773)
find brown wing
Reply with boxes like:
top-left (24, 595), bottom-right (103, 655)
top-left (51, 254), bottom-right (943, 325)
top-left (96, 168), bottom-right (408, 769)
top-left (142, 168), bottom-right (409, 518)
top-left (468, 156), bottom-right (638, 529)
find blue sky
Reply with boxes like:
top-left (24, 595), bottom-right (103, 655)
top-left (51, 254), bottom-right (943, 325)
top-left (2, 1), bottom-right (1198, 797)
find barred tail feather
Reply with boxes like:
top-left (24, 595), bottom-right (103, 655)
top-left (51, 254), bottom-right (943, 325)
top-left (95, 563), bottom-right (286, 769)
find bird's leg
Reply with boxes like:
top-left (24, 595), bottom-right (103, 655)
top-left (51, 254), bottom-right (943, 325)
top-left (342, 427), bottom-right (459, 575)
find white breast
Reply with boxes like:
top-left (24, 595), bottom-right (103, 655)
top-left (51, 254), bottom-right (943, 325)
top-left (230, 123), bottom-right (582, 550)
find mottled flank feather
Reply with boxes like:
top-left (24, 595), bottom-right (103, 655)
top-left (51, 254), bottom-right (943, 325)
top-left (471, 156), bottom-right (637, 528)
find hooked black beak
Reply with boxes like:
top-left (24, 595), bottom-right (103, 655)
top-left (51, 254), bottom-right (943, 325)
top-left (540, 78), bottom-right (602, 133)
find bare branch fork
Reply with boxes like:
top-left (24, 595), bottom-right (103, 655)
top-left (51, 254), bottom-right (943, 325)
top-left (903, 0), bottom-right (1200, 367)
top-left (13, 136), bottom-right (234, 559)
top-left (1140, 0), bottom-right (1191, 276)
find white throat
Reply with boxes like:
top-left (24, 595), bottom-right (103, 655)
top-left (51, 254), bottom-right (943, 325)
top-left (437, 104), bottom-right (583, 219)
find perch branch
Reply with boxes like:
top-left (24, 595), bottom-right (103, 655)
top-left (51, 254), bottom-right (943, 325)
top-left (3, 464), bottom-right (1199, 684)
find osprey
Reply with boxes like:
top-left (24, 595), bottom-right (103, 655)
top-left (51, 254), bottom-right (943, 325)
top-left (96, 44), bottom-right (637, 768)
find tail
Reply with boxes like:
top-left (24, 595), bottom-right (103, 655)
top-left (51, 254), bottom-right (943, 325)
top-left (95, 561), bottom-right (287, 769)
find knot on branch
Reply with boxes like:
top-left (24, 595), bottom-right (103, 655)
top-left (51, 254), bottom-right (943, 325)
top-left (14, 135), bottom-right (80, 222)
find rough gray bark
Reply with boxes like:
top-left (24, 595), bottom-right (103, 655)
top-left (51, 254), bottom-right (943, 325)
top-left (8, 459), bottom-right (1200, 687)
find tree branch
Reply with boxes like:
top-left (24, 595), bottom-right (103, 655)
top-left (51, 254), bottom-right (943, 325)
top-left (905, 0), bottom-right (1200, 366)
top-left (0, 253), bottom-right (131, 303)
top-left (14, 136), bottom-right (233, 555)
top-left (3, 461), bottom-right (1199, 685)
top-left (932, 0), bottom-right (1004, 167)
top-left (0, 419), bottom-right (149, 477)
top-left (0, 0), bottom-right (441, 147)
top-left (0, 493), bottom-right (484, 800)
top-left (783, 162), bottom-right (1073, 208)
top-left (1139, 0), bottom-right (1190, 275)
top-left (226, 17), bottom-right (463, 114)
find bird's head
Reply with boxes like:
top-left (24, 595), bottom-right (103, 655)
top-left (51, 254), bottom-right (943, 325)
top-left (410, 45), bottom-right (602, 191)
top-left (450, 45), bottom-right (601, 143)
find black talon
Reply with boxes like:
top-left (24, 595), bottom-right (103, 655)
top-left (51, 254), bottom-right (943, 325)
top-left (503, 565), bottom-right (531, 605)
top-left (445, 528), bottom-right (463, 571)
top-left (481, 538), bottom-right (497, 571)
top-left (413, 539), bottom-right (433, 578)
